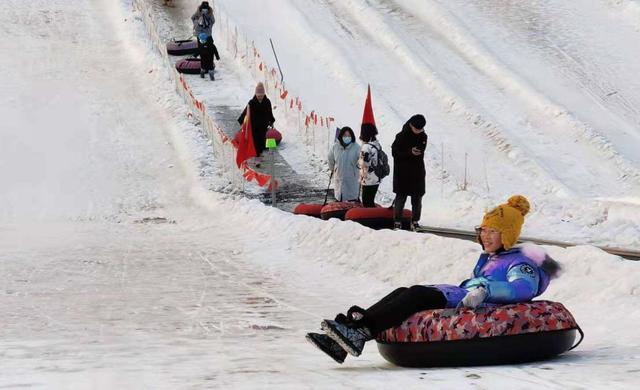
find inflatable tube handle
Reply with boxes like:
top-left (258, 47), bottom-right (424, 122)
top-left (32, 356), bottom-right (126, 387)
top-left (173, 35), bottom-right (195, 43)
top-left (324, 171), bottom-right (334, 205)
top-left (569, 325), bottom-right (585, 351)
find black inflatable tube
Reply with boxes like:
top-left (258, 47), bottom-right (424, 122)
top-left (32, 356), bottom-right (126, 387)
top-left (167, 40), bottom-right (198, 56)
top-left (377, 329), bottom-right (577, 367)
top-left (176, 58), bottom-right (202, 74)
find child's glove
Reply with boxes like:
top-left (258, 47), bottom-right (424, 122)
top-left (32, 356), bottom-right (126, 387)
top-left (459, 287), bottom-right (487, 309)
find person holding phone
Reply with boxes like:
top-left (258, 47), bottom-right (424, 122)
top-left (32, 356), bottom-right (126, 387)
top-left (391, 114), bottom-right (427, 230)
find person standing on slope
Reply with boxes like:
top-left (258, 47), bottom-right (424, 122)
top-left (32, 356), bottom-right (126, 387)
top-left (191, 1), bottom-right (215, 38)
top-left (306, 196), bottom-right (561, 364)
top-left (197, 34), bottom-right (220, 81)
top-left (359, 123), bottom-right (382, 207)
top-left (392, 114), bottom-right (427, 231)
top-left (329, 127), bottom-right (361, 202)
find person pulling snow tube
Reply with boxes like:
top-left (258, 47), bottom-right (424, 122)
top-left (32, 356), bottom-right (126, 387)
top-left (321, 201), bottom-right (362, 221)
top-left (293, 203), bottom-right (324, 218)
top-left (175, 57), bottom-right (201, 74)
top-left (345, 206), bottom-right (412, 230)
top-left (376, 300), bottom-right (583, 367)
top-left (166, 39), bottom-right (198, 56)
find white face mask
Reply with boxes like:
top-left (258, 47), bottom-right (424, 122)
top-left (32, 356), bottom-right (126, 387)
top-left (202, 8), bottom-right (209, 14)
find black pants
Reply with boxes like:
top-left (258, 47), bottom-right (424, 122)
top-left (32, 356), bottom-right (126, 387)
top-left (362, 285), bottom-right (447, 334)
top-left (253, 128), bottom-right (266, 156)
top-left (394, 193), bottom-right (423, 222)
top-left (361, 185), bottom-right (379, 207)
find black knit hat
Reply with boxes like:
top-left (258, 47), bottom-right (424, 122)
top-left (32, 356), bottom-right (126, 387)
top-left (408, 114), bottom-right (426, 129)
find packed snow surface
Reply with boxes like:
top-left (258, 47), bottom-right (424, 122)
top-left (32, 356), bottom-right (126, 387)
top-left (0, 0), bottom-right (638, 388)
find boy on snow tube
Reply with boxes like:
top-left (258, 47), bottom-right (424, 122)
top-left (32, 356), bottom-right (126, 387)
top-left (306, 195), bottom-right (563, 364)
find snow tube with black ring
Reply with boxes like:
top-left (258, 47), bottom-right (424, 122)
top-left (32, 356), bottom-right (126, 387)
top-left (345, 206), bottom-right (412, 230)
top-left (293, 203), bottom-right (324, 218)
top-left (320, 201), bottom-right (362, 221)
top-left (166, 39), bottom-right (198, 56)
top-left (376, 300), bottom-right (583, 367)
top-left (266, 127), bottom-right (283, 145)
top-left (175, 58), bottom-right (202, 74)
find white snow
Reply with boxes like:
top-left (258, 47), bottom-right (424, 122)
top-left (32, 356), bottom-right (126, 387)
top-left (218, 0), bottom-right (640, 249)
top-left (0, 0), bottom-right (639, 388)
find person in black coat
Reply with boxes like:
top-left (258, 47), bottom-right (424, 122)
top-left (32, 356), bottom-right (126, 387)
top-left (198, 34), bottom-right (220, 80)
top-left (391, 114), bottom-right (428, 230)
top-left (237, 82), bottom-right (275, 157)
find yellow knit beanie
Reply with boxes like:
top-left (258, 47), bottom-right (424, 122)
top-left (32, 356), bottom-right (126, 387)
top-left (480, 195), bottom-right (530, 250)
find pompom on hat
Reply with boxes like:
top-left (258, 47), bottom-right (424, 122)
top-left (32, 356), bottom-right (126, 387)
top-left (480, 195), bottom-right (530, 250)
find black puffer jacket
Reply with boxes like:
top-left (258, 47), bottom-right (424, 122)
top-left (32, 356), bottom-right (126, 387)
top-left (391, 122), bottom-right (428, 195)
top-left (198, 37), bottom-right (220, 71)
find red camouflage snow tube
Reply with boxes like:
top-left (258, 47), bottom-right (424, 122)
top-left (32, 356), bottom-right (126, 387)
top-left (320, 201), bottom-right (362, 221)
top-left (345, 206), bottom-right (412, 230)
top-left (175, 58), bottom-right (201, 74)
top-left (293, 203), bottom-right (324, 218)
top-left (376, 301), bottom-right (584, 367)
top-left (166, 39), bottom-right (198, 56)
top-left (376, 301), bottom-right (583, 367)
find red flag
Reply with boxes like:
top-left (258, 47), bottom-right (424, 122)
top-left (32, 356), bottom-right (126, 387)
top-left (258, 62), bottom-right (263, 71)
top-left (362, 84), bottom-right (376, 126)
top-left (280, 89), bottom-right (288, 100)
top-left (289, 99), bottom-right (294, 109)
top-left (255, 172), bottom-right (271, 187)
top-left (233, 105), bottom-right (257, 167)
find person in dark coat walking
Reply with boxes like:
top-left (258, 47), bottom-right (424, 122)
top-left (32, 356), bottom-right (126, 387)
top-left (237, 82), bottom-right (275, 157)
top-left (391, 114), bottom-right (427, 230)
top-left (197, 34), bottom-right (220, 80)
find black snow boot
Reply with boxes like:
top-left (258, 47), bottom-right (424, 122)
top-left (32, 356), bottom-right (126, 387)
top-left (306, 332), bottom-right (347, 364)
top-left (209, 70), bottom-right (215, 81)
top-left (321, 319), bottom-right (372, 357)
top-left (200, 69), bottom-right (205, 78)
top-left (334, 305), bottom-right (367, 327)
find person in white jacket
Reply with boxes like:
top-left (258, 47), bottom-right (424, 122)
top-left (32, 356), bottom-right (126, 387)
top-left (328, 127), bottom-right (361, 202)
top-left (358, 124), bottom-right (382, 207)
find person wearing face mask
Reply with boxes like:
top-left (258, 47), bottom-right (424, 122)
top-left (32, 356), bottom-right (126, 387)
top-left (306, 195), bottom-right (562, 364)
top-left (391, 114), bottom-right (428, 231)
top-left (192, 1), bottom-right (215, 38)
top-left (238, 82), bottom-right (275, 158)
top-left (328, 127), bottom-right (361, 202)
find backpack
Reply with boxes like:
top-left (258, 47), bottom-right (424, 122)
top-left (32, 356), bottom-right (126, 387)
top-left (371, 144), bottom-right (390, 179)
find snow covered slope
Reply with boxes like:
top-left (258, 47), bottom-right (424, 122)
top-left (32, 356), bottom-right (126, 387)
top-left (218, 0), bottom-right (640, 249)
top-left (0, 0), bottom-right (638, 388)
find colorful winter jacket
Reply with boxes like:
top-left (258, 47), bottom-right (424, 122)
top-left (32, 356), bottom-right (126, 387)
top-left (359, 140), bottom-right (381, 186)
top-left (431, 244), bottom-right (560, 308)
